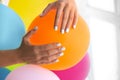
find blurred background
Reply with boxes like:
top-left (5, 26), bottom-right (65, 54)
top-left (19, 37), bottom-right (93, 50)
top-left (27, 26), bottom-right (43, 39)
top-left (2, 0), bottom-right (120, 80)
top-left (76, 0), bottom-right (120, 80)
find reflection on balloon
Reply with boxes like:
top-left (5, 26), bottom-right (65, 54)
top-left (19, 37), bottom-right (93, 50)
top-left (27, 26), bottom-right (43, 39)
top-left (0, 4), bottom-right (25, 70)
top-left (9, 0), bottom-right (55, 29)
top-left (28, 9), bottom-right (90, 70)
top-left (0, 68), bottom-right (10, 80)
top-left (5, 65), bottom-right (60, 80)
top-left (52, 53), bottom-right (90, 80)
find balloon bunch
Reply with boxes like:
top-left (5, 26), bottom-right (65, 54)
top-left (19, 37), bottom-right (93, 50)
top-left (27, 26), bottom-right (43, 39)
top-left (0, 0), bottom-right (90, 80)
top-left (5, 54), bottom-right (90, 80)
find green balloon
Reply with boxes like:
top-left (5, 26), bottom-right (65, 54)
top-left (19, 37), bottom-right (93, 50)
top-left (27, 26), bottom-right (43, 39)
top-left (6, 63), bottom-right (26, 71)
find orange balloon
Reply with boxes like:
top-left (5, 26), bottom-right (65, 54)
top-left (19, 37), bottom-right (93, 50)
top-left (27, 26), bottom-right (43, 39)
top-left (28, 9), bottom-right (90, 70)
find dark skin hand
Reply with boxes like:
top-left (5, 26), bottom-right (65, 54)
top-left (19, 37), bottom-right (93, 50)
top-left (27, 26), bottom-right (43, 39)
top-left (0, 0), bottom-right (78, 67)
top-left (41, 0), bottom-right (78, 34)
top-left (0, 27), bottom-right (65, 67)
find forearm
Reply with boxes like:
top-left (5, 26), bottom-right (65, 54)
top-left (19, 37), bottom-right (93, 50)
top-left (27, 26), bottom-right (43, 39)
top-left (0, 49), bottom-right (22, 67)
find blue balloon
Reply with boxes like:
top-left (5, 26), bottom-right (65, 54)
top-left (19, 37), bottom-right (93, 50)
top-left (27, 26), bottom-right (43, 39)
top-left (0, 68), bottom-right (11, 80)
top-left (0, 4), bottom-right (25, 50)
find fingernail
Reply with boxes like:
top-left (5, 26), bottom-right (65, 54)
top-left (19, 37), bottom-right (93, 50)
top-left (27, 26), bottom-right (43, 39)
top-left (54, 26), bottom-right (58, 31)
top-left (61, 47), bottom-right (66, 51)
top-left (61, 29), bottom-right (64, 34)
top-left (57, 43), bottom-right (61, 47)
top-left (66, 28), bottom-right (69, 33)
top-left (60, 52), bottom-right (64, 56)
top-left (40, 13), bottom-right (43, 16)
top-left (73, 25), bottom-right (76, 29)
top-left (34, 26), bottom-right (38, 30)
top-left (56, 59), bottom-right (59, 62)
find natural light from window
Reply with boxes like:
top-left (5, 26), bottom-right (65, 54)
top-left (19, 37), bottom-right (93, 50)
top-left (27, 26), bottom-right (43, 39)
top-left (88, 17), bottom-right (118, 80)
top-left (88, 0), bottom-right (115, 12)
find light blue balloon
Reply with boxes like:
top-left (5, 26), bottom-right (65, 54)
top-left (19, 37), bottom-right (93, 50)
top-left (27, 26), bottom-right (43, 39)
top-left (0, 4), bottom-right (25, 50)
top-left (0, 68), bottom-right (11, 80)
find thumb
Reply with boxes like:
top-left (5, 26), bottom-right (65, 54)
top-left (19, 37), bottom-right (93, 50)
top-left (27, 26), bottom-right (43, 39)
top-left (23, 26), bottom-right (38, 44)
top-left (40, 3), bottom-right (55, 17)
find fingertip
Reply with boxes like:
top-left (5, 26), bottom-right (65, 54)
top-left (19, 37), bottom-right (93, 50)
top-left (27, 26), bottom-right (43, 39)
top-left (54, 26), bottom-right (58, 31)
top-left (33, 26), bottom-right (38, 31)
top-left (60, 47), bottom-right (66, 51)
top-left (55, 59), bottom-right (59, 62)
top-left (66, 28), bottom-right (70, 33)
top-left (24, 26), bottom-right (38, 39)
top-left (60, 52), bottom-right (64, 56)
top-left (73, 25), bottom-right (76, 29)
top-left (61, 29), bottom-right (65, 34)
top-left (40, 13), bottom-right (43, 17)
top-left (56, 43), bottom-right (62, 47)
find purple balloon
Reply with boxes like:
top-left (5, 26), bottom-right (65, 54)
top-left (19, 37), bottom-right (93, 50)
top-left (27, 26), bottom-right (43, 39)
top-left (52, 53), bottom-right (90, 80)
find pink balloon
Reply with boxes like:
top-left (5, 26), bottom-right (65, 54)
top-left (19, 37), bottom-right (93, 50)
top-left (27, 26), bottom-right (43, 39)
top-left (52, 53), bottom-right (90, 80)
top-left (5, 65), bottom-right (60, 80)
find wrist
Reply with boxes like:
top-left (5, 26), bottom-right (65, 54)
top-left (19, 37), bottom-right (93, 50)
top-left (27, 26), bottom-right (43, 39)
top-left (0, 49), bottom-right (23, 67)
top-left (15, 48), bottom-right (23, 63)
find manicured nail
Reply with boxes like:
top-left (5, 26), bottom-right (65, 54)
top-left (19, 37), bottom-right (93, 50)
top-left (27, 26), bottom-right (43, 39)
top-left (56, 59), bottom-right (59, 62)
top-left (61, 29), bottom-right (64, 34)
top-left (54, 26), bottom-right (58, 31)
top-left (34, 26), bottom-right (38, 30)
top-left (61, 47), bottom-right (66, 51)
top-left (60, 52), bottom-right (64, 56)
top-left (56, 43), bottom-right (61, 47)
top-left (66, 28), bottom-right (69, 33)
top-left (73, 25), bottom-right (76, 29)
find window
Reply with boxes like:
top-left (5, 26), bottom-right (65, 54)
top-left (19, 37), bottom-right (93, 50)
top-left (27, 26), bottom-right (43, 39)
top-left (89, 18), bottom-right (118, 80)
top-left (76, 0), bottom-right (120, 80)
top-left (88, 0), bottom-right (115, 12)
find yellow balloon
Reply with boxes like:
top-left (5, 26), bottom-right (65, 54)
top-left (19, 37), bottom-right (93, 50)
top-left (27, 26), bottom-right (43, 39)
top-left (9, 0), bottom-right (56, 30)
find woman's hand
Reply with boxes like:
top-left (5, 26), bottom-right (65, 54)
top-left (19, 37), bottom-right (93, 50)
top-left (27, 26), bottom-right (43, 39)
top-left (18, 27), bottom-right (65, 65)
top-left (40, 0), bottom-right (78, 34)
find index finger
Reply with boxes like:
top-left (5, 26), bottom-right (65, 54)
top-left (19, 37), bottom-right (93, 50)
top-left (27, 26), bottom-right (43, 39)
top-left (54, 5), bottom-right (64, 31)
top-left (37, 42), bottom-right (62, 51)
